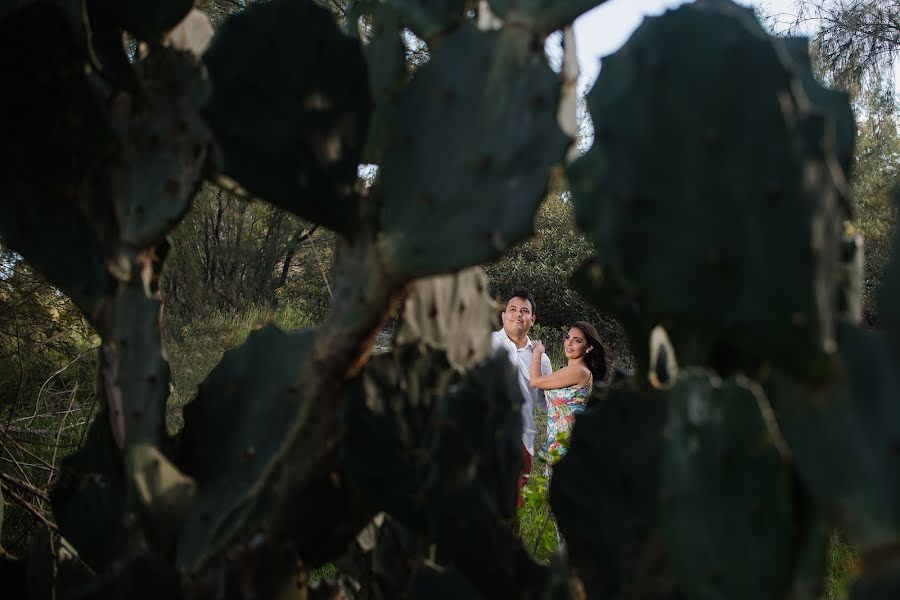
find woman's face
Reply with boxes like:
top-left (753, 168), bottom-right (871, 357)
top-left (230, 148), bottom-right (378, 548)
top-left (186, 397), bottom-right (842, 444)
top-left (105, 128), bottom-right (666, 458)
top-left (564, 327), bottom-right (592, 360)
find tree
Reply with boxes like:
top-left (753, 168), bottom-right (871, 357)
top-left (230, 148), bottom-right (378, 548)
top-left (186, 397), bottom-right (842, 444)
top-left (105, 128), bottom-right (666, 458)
top-left (159, 184), bottom-right (332, 323)
top-left (792, 0), bottom-right (899, 95)
top-left (848, 84), bottom-right (900, 322)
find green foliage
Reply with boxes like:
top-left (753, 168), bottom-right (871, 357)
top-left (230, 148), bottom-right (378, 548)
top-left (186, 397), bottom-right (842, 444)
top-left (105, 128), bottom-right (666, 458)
top-left (516, 453), bottom-right (558, 563)
top-left (824, 530), bottom-right (859, 600)
top-left (0, 252), bottom-right (98, 558)
top-left (851, 87), bottom-right (900, 323)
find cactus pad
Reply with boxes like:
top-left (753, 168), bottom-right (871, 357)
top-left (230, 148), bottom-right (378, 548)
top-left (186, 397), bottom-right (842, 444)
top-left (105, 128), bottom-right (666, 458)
top-left (102, 286), bottom-right (171, 448)
top-left (112, 47), bottom-right (210, 247)
top-left (567, 0), bottom-right (845, 383)
top-left (384, 0), bottom-right (465, 39)
top-left (487, 0), bottom-right (611, 32)
top-left (363, 5), bottom-right (408, 163)
top-left (424, 352), bottom-right (549, 596)
top-left (776, 36), bottom-right (855, 179)
top-left (175, 325), bottom-right (314, 571)
top-left (394, 267), bottom-right (498, 371)
top-left (662, 371), bottom-right (793, 599)
top-left (126, 443), bottom-right (196, 556)
top-left (550, 382), bottom-right (676, 597)
top-left (379, 24), bottom-right (570, 277)
top-left (341, 345), bottom-right (457, 530)
top-left (50, 407), bottom-right (129, 571)
top-left (769, 322), bottom-right (900, 549)
top-left (203, 0), bottom-right (371, 235)
top-left (0, 179), bottom-right (112, 327)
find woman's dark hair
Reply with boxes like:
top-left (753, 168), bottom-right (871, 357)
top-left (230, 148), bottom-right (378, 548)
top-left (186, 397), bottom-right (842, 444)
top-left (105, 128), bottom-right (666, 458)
top-left (571, 320), bottom-right (611, 383)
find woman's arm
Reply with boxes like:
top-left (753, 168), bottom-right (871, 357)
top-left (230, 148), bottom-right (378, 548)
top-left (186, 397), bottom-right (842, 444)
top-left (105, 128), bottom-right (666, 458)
top-left (530, 364), bottom-right (589, 390)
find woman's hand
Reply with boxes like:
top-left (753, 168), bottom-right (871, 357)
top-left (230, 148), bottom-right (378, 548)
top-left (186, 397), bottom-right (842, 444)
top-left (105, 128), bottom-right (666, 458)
top-left (532, 340), bottom-right (545, 356)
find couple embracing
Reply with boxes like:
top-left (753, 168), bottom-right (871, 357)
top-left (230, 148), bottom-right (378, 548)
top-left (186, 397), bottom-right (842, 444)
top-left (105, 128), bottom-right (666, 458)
top-left (490, 287), bottom-right (610, 502)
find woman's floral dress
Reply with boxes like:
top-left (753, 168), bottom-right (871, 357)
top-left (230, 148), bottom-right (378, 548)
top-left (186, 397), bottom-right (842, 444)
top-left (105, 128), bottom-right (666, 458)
top-left (545, 376), bottom-right (592, 460)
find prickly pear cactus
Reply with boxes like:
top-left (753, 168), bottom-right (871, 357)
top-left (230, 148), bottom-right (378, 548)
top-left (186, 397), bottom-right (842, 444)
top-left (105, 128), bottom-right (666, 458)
top-left (12, 0), bottom-right (900, 598)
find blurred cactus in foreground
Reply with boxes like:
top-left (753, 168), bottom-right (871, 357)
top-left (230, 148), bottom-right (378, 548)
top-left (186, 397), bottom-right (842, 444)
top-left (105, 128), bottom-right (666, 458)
top-left (2, 0), bottom-right (897, 598)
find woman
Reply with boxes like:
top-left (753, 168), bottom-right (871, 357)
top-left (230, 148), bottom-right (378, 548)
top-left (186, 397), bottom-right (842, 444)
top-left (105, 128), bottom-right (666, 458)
top-left (530, 321), bottom-right (608, 459)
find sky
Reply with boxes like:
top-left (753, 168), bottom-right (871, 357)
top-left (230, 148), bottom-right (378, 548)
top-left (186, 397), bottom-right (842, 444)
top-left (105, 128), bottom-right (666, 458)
top-left (571, 0), bottom-right (899, 95)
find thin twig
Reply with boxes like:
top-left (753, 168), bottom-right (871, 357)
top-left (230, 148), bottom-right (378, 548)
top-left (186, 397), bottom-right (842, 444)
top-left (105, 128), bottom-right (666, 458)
top-left (1, 481), bottom-right (58, 533)
top-left (0, 471), bottom-right (51, 503)
top-left (48, 383), bottom-right (78, 487)
top-left (6, 435), bottom-right (57, 471)
top-left (77, 390), bottom-right (100, 449)
top-left (0, 434), bottom-right (35, 486)
top-left (0, 456), bottom-right (56, 472)
top-left (307, 232), bottom-right (333, 300)
top-left (25, 345), bottom-right (98, 428)
top-left (12, 407), bottom-right (86, 423)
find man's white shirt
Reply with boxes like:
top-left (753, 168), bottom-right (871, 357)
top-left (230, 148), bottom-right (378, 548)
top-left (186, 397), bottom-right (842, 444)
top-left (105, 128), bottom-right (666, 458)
top-left (491, 330), bottom-right (552, 456)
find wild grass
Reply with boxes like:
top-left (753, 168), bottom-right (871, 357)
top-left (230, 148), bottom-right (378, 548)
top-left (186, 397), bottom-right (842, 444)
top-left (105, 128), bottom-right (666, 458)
top-left (823, 530), bottom-right (859, 599)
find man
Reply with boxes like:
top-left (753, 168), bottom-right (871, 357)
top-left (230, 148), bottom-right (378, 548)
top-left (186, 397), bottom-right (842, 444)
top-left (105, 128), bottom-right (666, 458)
top-left (491, 287), bottom-right (552, 503)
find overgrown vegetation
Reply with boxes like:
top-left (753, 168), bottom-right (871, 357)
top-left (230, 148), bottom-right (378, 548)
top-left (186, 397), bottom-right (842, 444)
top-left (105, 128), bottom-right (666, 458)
top-left (0, 250), bottom-right (97, 557)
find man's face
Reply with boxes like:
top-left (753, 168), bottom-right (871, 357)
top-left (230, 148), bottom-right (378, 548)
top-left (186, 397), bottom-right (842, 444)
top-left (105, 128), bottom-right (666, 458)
top-left (501, 296), bottom-right (535, 339)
